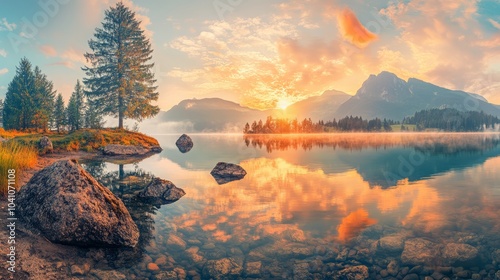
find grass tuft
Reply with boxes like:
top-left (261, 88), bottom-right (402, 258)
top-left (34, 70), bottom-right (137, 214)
top-left (0, 141), bottom-right (38, 196)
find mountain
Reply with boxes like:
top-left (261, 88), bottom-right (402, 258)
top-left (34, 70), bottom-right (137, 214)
top-left (284, 90), bottom-right (351, 121)
top-left (157, 98), bottom-right (272, 132)
top-left (334, 71), bottom-right (500, 120)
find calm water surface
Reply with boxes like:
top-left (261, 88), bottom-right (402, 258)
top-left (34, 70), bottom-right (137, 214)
top-left (81, 133), bottom-right (500, 279)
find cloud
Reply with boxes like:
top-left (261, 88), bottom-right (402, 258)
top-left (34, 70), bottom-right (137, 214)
top-left (40, 45), bottom-right (57, 57)
top-left (0, 49), bottom-right (6, 57)
top-left (0, 68), bottom-right (8, 75)
top-left (489, 18), bottom-right (500, 30)
top-left (337, 8), bottom-right (377, 47)
top-left (61, 49), bottom-right (86, 64)
top-left (0, 18), bottom-right (16, 31)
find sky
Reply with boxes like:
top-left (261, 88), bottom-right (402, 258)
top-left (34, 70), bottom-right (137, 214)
top-left (1, 0), bottom-right (500, 111)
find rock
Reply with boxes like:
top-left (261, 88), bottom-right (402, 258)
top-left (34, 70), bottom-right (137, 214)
top-left (379, 234), bottom-right (405, 253)
top-left (210, 162), bottom-right (247, 185)
top-left (471, 273), bottom-right (481, 280)
top-left (138, 177), bottom-right (186, 202)
top-left (101, 144), bottom-right (162, 156)
top-left (71, 263), bottom-right (90, 276)
top-left (155, 271), bottom-right (178, 279)
top-left (17, 160), bottom-right (139, 247)
top-left (166, 234), bottom-right (187, 250)
top-left (402, 274), bottom-right (420, 280)
top-left (293, 262), bottom-right (311, 280)
top-left (335, 265), bottom-right (369, 280)
top-left (202, 258), bottom-right (243, 279)
top-left (387, 260), bottom-right (399, 276)
top-left (155, 255), bottom-right (168, 266)
top-left (148, 263), bottom-right (160, 271)
top-left (91, 269), bottom-right (127, 280)
top-left (38, 135), bottom-right (53, 154)
top-left (176, 134), bottom-right (194, 153)
top-left (379, 270), bottom-right (388, 277)
top-left (442, 243), bottom-right (478, 264)
top-left (401, 238), bottom-right (439, 266)
top-left (245, 261), bottom-right (262, 277)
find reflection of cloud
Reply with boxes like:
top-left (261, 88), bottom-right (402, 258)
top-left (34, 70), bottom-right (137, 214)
top-left (164, 156), bottom-right (447, 245)
top-left (337, 209), bottom-right (377, 242)
top-left (337, 8), bottom-right (377, 47)
top-left (0, 49), bottom-right (7, 57)
top-left (0, 68), bottom-right (8, 75)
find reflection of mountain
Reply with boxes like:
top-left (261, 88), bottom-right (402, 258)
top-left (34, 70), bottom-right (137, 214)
top-left (335, 71), bottom-right (500, 120)
top-left (162, 134), bottom-right (500, 188)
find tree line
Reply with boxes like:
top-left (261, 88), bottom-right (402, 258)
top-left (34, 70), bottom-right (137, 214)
top-left (243, 116), bottom-right (394, 134)
top-left (404, 108), bottom-right (500, 131)
top-left (243, 108), bottom-right (500, 134)
top-left (1, 59), bottom-right (103, 132)
top-left (1, 2), bottom-right (158, 131)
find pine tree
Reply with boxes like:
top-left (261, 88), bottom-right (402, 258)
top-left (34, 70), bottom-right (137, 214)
top-left (84, 100), bottom-right (105, 129)
top-left (2, 58), bottom-right (55, 131)
top-left (82, 2), bottom-right (159, 129)
top-left (32, 66), bottom-right (56, 131)
top-left (66, 80), bottom-right (85, 131)
top-left (53, 94), bottom-right (66, 132)
top-left (243, 122), bottom-right (250, 134)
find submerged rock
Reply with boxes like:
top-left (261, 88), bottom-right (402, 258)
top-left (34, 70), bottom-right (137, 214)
top-left (137, 177), bottom-right (186, 203)
top-left (175, 134), bottom-right (194, 153)
top-left (335, 265), bottom-right (369, 280)
top-left (210, 162), bottom-right (247, 184)
top-left (442, 243), bottom-right (478, 264)
top-left (101, 144), bottom-right (162, 156)
top-left (38, 135), bottom-right (53, 154)
top-left (202, 258), bottom-right (243, 280)
top-left (401, 238), bottom-right (440, 265)
top-left (17, 160), bottom-right (139, 247)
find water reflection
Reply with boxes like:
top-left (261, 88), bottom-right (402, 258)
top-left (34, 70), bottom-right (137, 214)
top-left (76, 134), bottom-right (500, 278)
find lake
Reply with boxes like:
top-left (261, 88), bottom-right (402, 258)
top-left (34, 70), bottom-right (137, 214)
top-left (80, 133), bottom-right (500, 279)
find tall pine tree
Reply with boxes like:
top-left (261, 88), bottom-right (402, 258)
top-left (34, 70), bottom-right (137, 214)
top-left (66, 80), bottom-right (85, 131)
top-left (82, 2), bottom-right (159, 129)
top-left (53, 93), bottom-right (66, 132)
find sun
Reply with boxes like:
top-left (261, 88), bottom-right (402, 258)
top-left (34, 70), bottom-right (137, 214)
top-left (276, 99), bottom-right (293, 110)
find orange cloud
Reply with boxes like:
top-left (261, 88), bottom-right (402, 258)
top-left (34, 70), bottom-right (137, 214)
top-left (337, 8), bottom-right (377, 47)
top-left (40, 45), bottom-right (57, 57)
top-left (337, 209), bottom-right (377, 242)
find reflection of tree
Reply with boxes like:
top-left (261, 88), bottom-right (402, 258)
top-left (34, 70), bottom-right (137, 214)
top-left (244, 134), bottom-right (500, 155)
top-left (80, 160), bottom-right (162, 266)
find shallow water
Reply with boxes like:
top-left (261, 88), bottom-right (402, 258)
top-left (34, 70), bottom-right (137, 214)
top-left (80, 133), bottom-right (500, 279)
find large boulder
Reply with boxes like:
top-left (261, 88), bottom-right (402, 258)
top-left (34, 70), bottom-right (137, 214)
top-left (17, 160), bottom-right (139, 247)
top-left (210, 162), bottom-right (247, 185)
top-left (175, 134), bottom-right (194, 153)
top-left (137, 177), bottom-right (186, 202)
top-left (101, 144), bottom-right (162, 156)
top-left (38, 136), bottom-right (53, 154)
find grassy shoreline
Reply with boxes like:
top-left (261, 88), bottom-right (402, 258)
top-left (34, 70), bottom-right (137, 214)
top-left (0, 128), bottom-right (160, 196)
